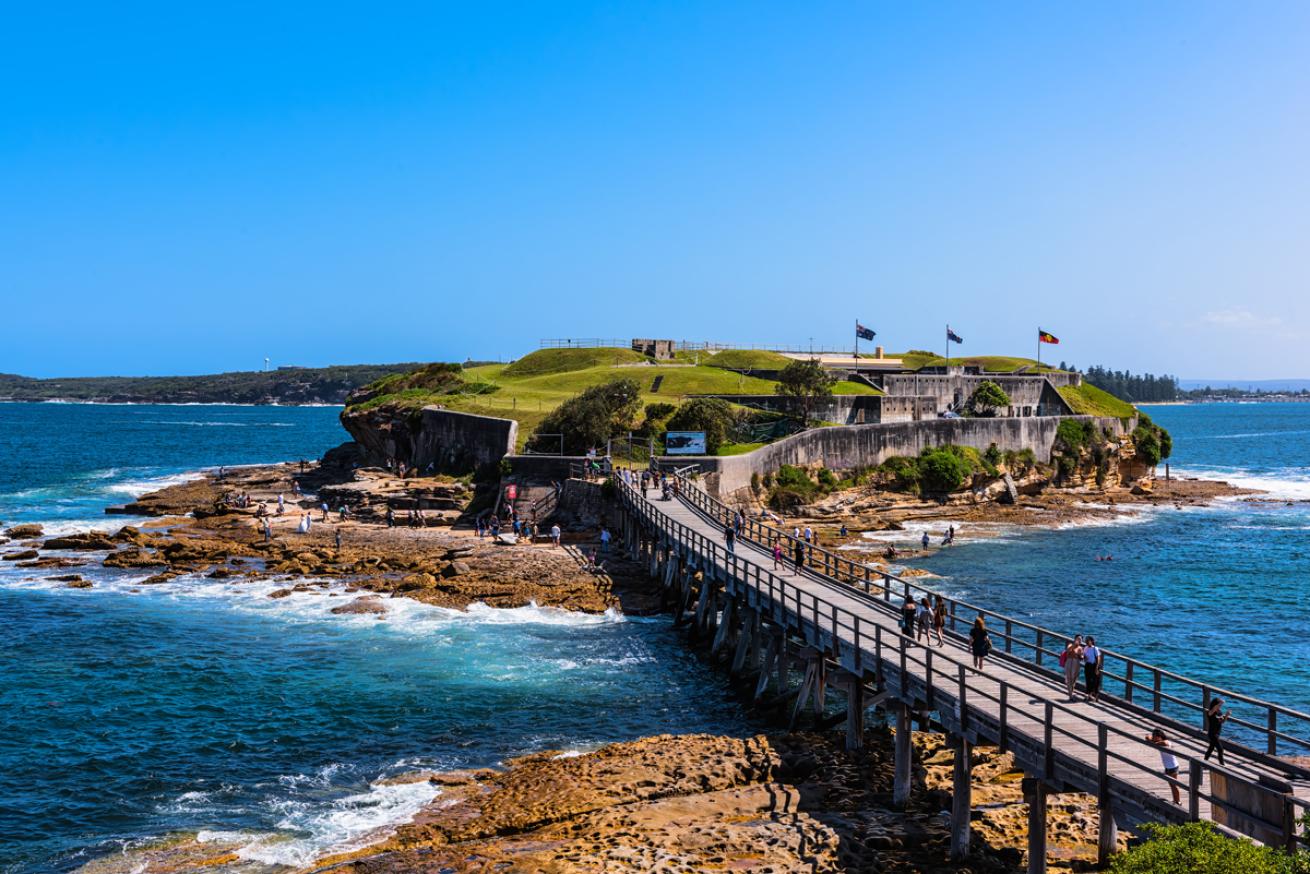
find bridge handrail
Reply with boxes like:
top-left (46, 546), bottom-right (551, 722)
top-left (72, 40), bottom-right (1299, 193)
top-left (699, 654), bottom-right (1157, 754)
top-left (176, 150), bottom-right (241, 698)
top-left (667, 472), bottom-right (1310, 765)
top-left (614, 476), bottom-right (1310, 847)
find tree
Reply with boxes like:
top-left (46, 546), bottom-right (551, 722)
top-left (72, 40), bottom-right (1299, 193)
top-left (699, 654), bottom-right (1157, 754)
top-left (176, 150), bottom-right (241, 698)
top-left (533, 378), bottom-right (641, 455)
top-left (665, 397), bottom-right (736, 454)
top-left (918, 447), bottom-right (971, 493)
top-left (775, 359), bottom-right (836, 424)
top-left (966, 380), bottom-right (1011, 417)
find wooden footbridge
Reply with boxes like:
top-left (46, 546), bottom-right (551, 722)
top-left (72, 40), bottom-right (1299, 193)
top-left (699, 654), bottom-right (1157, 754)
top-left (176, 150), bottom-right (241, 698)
top-left (610, 471), bottom-right (1310, 871)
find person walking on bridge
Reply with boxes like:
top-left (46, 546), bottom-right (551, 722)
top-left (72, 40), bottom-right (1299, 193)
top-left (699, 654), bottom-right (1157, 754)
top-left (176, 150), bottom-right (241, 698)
top-left (792, 539), bottom-right (805, 573)
top-left (901, 597), bottom-right (917, 639)
top-left (724, 523), bottom-right (736, 555)
top-left (1204, 698), bottom-right (1231, 765)
top-left (1061, 635), bottom-right (1085, 700)
top-left (772, 541), bottom-right (783, 571)
top-left (1083, 636), bottom-right (1103, 703)
top-left (916, 597), bottom-right (934, 645)
top-left (932, 595), bottom-right (947, 646)
top-left (969, 617), bottom-right (992, 671)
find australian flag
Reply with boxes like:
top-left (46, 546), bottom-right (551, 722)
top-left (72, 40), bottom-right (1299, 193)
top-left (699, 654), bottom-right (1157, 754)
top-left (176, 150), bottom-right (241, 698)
top-left (946, 326), bottom-right (964, 344)
top-left (856, 322), bottom-right (876, 341)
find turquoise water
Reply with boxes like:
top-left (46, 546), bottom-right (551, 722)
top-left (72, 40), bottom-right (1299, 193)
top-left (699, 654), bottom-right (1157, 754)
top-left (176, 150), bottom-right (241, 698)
top-left (0, 404), bottom-right (752, 872)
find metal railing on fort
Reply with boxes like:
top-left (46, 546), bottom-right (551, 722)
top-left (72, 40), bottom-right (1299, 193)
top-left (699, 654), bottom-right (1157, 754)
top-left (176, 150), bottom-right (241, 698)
top-left (665, 473), bottom-right (1310, 770)
top-left (613, 475), bottom-right (1310, 849)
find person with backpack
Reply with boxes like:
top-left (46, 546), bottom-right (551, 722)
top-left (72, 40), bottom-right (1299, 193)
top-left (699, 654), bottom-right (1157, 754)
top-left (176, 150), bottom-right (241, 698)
top-left (1061, 635), bottom-right (1085, 699)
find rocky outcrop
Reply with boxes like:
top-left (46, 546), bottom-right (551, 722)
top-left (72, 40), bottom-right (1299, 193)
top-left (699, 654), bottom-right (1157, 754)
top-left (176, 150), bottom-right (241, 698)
top-left (337, 406), bottom-right (516, 477)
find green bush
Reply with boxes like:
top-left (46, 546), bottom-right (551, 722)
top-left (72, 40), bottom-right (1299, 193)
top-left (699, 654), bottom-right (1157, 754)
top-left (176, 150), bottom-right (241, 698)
top-left (644, 402), bottom-right (676, 421)
top-left (966, 380), bottom-right (1011, 417)
top-left (983, 442), bottom-right (1003, 468)
top-left (1108, 822), bottom-right (1297, 874)
top-left (666, 397), bottom-right (737, 454)
top-left (918, 447), bottom-right (972, 493)
top-left (534, 378), bottom-right (641, 455)
top-left (1004, 448), bottom-right (1037, 470)
top-left (816, 467), bottom-right (839, 490)
top-left (1056, 418), bottom-right (1097, 453)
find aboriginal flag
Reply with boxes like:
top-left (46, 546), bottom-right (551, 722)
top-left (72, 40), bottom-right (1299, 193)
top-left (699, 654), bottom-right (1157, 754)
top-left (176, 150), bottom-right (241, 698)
top-left (1038, 330), bottom-right (1059, 345)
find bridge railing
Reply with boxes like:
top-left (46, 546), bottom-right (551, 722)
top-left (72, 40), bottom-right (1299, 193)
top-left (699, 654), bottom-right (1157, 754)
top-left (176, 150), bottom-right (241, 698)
top-left (670, 473), bottom-right (1310, 770)
top-left (615, 476), bottom-right (1310, 848)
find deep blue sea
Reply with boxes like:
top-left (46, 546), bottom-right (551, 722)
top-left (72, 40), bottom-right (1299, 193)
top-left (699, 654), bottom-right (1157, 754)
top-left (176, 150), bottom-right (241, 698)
top-left (0, 404), bottom-right (753, 873)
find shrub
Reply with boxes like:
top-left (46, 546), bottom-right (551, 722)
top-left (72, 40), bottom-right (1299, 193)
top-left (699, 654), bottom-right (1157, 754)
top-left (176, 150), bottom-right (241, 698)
top-left (644, 402), bottom-right (676, 421)
top-left (535, 378), bottom-right (641, 455)
top-left (666, 397), bottom-right (737, 454)
top-left (918, 447), bottom-right (972, 493)
top-left (1134, 425), bottom-right (1163, 467)
top-left (816, 467), bottom-right (839, 490)
top-left (1004, 448), bottom-right (1037, 471)
top-left (966, 380), bottom-right (1011, 417)
top-left (1108, 822), bottom-right (1295, 874)
top-left (1056, 418), bottom-right (1097, 454)
top-left (983, 442), bottom-right (1003, 468)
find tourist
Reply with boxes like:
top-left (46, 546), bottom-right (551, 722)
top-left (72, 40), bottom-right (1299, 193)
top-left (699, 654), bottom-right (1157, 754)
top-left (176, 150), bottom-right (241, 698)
top-left (916, 597), bottom-right (933, 644)
top-left (641, 471), bottom-right (649, 497)
top-left (969, 617), bottom-right (992, 671)
top-left (263, 519), bottom-right (272, 543)
top-left (883, 544), bottom-right (897, 561)
top-left (530, 521), bottom-right (539, 543)
top-left (1146, 729), bottom-right (1182, 804)
top-left (550, 523), bottom-right (561, 548)
top-left (1204, 698), bottom-right (1231, 765)
top-left (334, 529), bottom-right (342, 550)
top-left (386, 506), bottom-right (395, 528)
top-left (948, 524), bottom-right (956, 541)
top-left (490, 516), bottom-right (500, 538)
top-left (321, 501), bottom-right (329, 521)
top-left (724, 523), bottom-right (735, 555)
top-left (277, 493), bottom-right (285, 514)
top-left (901, 597), bottom-right (917, 638)
top-left (772, 541), bottom-right (783, 570)
top-left (733, 510), bottom-right (744, 536)
top-left (921, 531), bottom-right (930, 550)
top-left (1083, 635), bottom-right (1103, 702)
top-left (840, 523), bottom-right (848, 537)
top-left (600, 526), bottom-right (611, 553)
top-left (932, 595), bottom-right (947, 646)
top-left (793, 539), bottom-right (805, 572)
top-left (803, 526), bottom-right (812, 544)
top-left (1061, 635), bottom-right (1084, 699)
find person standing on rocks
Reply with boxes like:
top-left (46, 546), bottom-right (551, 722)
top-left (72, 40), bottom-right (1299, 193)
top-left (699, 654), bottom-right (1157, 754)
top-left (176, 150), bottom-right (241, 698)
top-left (600, 526), bottom-right (611, 553)
top-left (550, 523), bottom-right (561, 548)
top-left (386, 506), bottom-right (395, 528)
top-left (334, 529), bottom-right (342, 550)
top-left (921, 530), bottom-right (930, 550)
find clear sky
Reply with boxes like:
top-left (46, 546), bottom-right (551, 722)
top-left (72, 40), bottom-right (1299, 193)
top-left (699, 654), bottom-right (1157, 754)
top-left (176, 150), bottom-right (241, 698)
top-left (2, 2), bottom-right (1307, 379)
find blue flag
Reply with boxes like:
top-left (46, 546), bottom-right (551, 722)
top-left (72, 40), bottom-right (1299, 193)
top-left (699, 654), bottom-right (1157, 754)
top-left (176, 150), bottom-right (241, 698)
top-left (946, 326), bottom-right (964, 344)
top-left (856, 323), bottom-right (876, 341)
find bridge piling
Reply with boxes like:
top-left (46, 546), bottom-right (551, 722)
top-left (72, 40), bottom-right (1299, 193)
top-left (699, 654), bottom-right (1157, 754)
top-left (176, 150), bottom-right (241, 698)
top-left (844, 673), bottom-right (865, 751)
top-left (893, 702), bottom-right (912, 808)
top-left (1023, 776), bottom-right (1048, 874)
top-left (950, 733), bottom-right (972, 859)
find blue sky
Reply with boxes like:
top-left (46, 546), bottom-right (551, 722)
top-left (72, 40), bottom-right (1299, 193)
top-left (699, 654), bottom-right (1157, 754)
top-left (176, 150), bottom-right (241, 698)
top-left (2, 2), bottom-right (1307, 379)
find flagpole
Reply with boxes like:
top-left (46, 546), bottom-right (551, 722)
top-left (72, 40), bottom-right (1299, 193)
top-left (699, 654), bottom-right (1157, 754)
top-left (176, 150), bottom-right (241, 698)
top-left (1037, 328), bottom-right (1041, 370)
top-left (854, 318), bottom-right (858, 360)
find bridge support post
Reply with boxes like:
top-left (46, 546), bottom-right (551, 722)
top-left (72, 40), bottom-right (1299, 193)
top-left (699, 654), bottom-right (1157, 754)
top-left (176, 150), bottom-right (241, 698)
top-left (845, 674), bottom-right (865, 751)
top-left (893, 702), bottom-right (912, 809)
top-left (731, 608), bottom-right (757, 675)
top-left (711, 597), bottom-right (737, 656)
top-left (1023, 776), bottom-right (1048, 874)
top-left (1097, 803), bottom-right (1118, 867)
top-left (950, 733), bottom-right (972, 859)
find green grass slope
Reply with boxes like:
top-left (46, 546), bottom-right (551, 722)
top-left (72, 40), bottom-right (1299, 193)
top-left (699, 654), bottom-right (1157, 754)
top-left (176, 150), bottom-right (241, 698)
top-left (891, 350), bottom-right (1063, 373)
top-left (1058, 383), bottom-right (1137, 419)
top-left (502, 347), bottom-right (646, 377)
top-left (704, 349), bottom-right (793, 371)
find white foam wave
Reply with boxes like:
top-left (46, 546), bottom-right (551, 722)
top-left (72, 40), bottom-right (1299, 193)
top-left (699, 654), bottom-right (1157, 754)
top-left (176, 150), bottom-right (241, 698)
top-left (231, 780), bottom-right (441, 867)
top-left (101, 472), bottom-right (203, 498)
top-left (1169, 466), bottom-right (1310, 501)
top-left (141, 420), bottom-right (295, 428)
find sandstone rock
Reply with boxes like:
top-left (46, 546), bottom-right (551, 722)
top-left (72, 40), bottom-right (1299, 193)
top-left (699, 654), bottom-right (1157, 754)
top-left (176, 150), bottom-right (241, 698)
top-left (103, 548), bottom-right (169, 569)
top-left (43, 532), bottom-right (118, 550)
top-left (3, 549), bottom-right (39, 561)
top-left (65, 578), bottom-right (93, 589)
top-left (268, 588), bottom-right (293, 599)
top-left (17, 556), bottom-right (85, 569)
top-left (442, 560), bottom-right (472, 578)
top-left (4, 524), bottom-right (43, 538)
top-left (330, 595), bottom-right (388, 615)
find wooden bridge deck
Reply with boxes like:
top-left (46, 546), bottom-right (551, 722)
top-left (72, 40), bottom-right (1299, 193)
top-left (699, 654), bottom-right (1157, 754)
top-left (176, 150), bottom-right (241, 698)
top-left (621, 479), bottom-right (1310, 846)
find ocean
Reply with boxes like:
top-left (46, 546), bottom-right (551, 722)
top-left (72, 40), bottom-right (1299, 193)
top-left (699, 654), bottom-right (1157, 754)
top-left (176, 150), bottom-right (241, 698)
top-left (0, 404), bottom-right (753, 872)
top-left (3, 401), bottom-right (1309, 871)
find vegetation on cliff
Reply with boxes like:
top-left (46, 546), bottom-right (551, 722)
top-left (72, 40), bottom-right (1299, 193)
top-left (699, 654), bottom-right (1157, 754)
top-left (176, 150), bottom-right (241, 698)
top-left (0, 363), bottom-right (425, 405)
top-left (1058, 382), bottom-right (1137, 419)
top-left (1108, 821), bottom-right (1309, 873)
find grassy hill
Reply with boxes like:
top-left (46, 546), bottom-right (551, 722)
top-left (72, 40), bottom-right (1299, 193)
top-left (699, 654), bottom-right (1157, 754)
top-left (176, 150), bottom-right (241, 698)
top-left (347, 347), bottom-right (880, 447)
top-left (890, 350), bottom-right (1064, 373)
top-left (1058, 383), bottom-right (1137, 419)
top-left (0, 363), bottom-right (424, 405)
